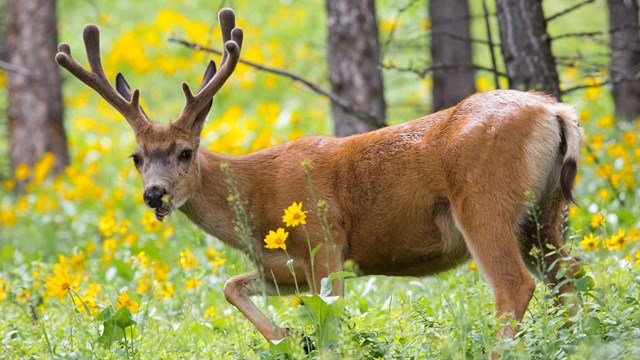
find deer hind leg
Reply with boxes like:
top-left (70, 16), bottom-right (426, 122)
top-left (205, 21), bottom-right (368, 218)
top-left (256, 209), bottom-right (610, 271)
top-left (452, 205), bottom-right (535, 338)
top-left (520, 190), bottom-right (582, 314)
top-left (223, 270), bottom-right (298, 341)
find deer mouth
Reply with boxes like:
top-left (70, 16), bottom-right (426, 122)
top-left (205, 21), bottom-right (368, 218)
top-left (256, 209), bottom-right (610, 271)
top-left (155, 206), bottom-right (170, 221)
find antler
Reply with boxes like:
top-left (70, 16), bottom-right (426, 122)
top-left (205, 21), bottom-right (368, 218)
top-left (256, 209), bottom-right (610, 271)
top-left (173, 8), bottom-right (244, 133)
top-left (55, 24), bottom-right (151, 134)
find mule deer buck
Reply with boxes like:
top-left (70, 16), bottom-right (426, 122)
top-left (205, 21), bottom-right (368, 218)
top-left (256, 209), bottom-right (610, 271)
top-left (57, 8), bottom-right (583, 344)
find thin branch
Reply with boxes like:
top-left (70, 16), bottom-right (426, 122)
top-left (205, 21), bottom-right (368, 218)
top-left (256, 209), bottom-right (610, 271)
top-left (547, 0), bottom-right (595, 23)
top-left (0, 60), bottom-right (31, 77)
top-left (382, 62), bottom-right (508, 79)
top-left (551, 31), bottom-right (603, 41)
top-left (380, 0), bottom-right (420, 59)
top-left (167, 37), bottom-right (382, 127)
top-left (562, 79), bottom-right (610, 93)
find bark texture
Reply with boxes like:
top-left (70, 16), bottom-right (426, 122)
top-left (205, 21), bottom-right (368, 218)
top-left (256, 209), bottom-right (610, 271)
top-left (326, 0), bottom-right (386, 137)
top-left (7, 0), bottom-right (68, 178)
top-left (495, 0), bottom-right (561, 99)
top-left (607, 0), bottom-right (640, 121)
top-left (429, 0), bottom-right (476, 111)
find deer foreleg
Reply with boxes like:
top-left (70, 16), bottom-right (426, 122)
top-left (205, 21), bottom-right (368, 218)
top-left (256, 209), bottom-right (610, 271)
top-left (223, 271), bottom-right (292, 341)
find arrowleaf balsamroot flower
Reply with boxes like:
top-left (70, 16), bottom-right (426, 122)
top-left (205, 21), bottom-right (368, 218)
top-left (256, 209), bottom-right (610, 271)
top-left (115, 290), bottom-right (140, 314)
top-left (264, 228), bottom-right (289, 250)
top-left (179, 248), bottom-right (198, 270)
top-left (282, 201), bottom-right (307, 227)
top-left (590, 213), bottom-right (606, 229)
top-left (605, 228), bottom-right (630, 251)
top-left (44, 263), bottom-right (75, 302)
top-left (580, 233), bottom-right (600, 252)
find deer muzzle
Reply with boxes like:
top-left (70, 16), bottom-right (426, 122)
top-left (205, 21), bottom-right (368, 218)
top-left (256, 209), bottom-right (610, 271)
top-left (144, 186), bottom-right (170, 221)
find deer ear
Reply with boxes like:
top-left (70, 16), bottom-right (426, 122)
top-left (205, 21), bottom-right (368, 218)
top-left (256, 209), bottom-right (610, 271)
top-left (116, 73), bottom-right (150, 120)
top-left (190, 99), bottom-right (213, 139)
top-left (197, 60), bottom-right (217, 92)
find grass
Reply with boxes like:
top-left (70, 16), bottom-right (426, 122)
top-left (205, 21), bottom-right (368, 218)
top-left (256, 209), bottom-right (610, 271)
top-left (1, 0), bottom-right (639, 358)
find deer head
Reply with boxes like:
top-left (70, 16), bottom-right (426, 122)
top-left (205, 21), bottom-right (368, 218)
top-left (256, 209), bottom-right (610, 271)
top-left (55, 8), bottom-right (243, 221)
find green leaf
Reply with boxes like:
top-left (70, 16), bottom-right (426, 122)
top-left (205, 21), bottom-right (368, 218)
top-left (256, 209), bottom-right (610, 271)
top-left (299, 294), bottom-right (343, 350)
top-left (582, 316), bottom-right (601, 335)
top-left (95, 305), bottom-right (116, 322)
top-left (310, 244), bottom-right (322, 261)
top-left (98, 321), bottom-right (124, 348)
top-left (96, 306), bottom-right (136, 348)
top-left (575, 276), bottom-right (593, 292)
top-left (112, 307), bottom-right (136, 329)
top-left (320, 271), bottom-right (355, 297)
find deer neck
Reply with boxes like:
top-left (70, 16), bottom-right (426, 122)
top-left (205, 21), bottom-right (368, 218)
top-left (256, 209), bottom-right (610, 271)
top-left (178, 149), bottom-right (247, 250)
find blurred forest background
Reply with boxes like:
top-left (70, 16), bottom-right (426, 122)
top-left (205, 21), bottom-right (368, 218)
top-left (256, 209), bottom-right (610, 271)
top-left (0, 0), bottom-right (639, 358)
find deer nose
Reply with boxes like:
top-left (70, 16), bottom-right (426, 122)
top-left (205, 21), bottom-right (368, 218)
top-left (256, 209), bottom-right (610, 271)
top-left (144, 186), bottom-right (166, 208)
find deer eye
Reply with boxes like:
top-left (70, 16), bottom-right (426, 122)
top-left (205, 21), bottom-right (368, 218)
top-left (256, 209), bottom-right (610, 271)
top-left (130, 154), bottom-right (142, 166)
top-left (180, 149), bottom-right (193, 161)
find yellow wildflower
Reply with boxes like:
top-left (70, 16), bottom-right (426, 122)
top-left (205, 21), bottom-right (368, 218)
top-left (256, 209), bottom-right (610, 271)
top-left (282, 201), bottom-right (307, 227)
top-left (16, 289), bottom-right (31, 305)
top-left (469, 261), bottom-right (477, 272)
top-left (153, 261), bottom-right (170, 283)
top-left (597, 189), bottom-right (611, 201)
top-left (0, 277), bottom-right (9, 301)
top-left (134, 251), bottom-right (151, 269)
top-left (98, 212), bottom-right (118, 238)
top-left (1, 208), bottom-right (17, 227)
top-left (204, 306), bottom-right (218, 318)
top-left (597, 115), bottom-right (614, 129)
top-left (69, 253), bottom-right (86, 272)
top-left (264, 228), bottom-right (289, 250)
top-left (584, 77), bottom-right (602, 100)
top-left (77, 296), bottom-right (99, 316)
top-left (33, 153), bottom-right (55, 184)
top-left (590, 213), bottom-right (606, 229)
top-left (14, 163), bottom-right (30, 181)
top-left (179, 249), bottom-right (198, 270)
top-left (605, 229), bottom-right (629, 251)
top-left (290, 296), bottom-right (304, 307)
top-left (579, 233), bottom-right (600, 252)
top-left (2, 179), bottom-right (16, 191)
top-left (629, 227), bottom-right (640, 242)
top-left (205, 246), bottom-right (221, 260)
top-left (115, 290), bottom-right (139, 313)
top-left (634, 250), bottom-right (640, 266)
top-left (84, 283), bottom-right (102, 298)
top-left (136, 275), bottom-right (152, 294)
top-left (185, 278), bottom-right (202, 290)
top-left (102, 237), bottom-right (118, 262)
top-left (623, 131), bottom-right (638, 146)
top-left (156, 283), bottom-right (175, 300)
top-left (568, 205), bottom-right (579, 218)
top-left (141, 210), bottom-right (162, 232)
top-left (588, 134), bottom-right (604, 151)
top-left (44, 263), bottom-right (74, 302)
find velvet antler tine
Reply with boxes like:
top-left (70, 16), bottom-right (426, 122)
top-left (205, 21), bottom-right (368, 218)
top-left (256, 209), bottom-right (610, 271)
top-left (174, 9), bottom-right (242, 133)
top-left (55, 24), bottom-right (150, 134)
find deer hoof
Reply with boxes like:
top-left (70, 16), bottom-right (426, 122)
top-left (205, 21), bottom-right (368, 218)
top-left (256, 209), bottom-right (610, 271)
top-left (300, 335), bottom-right (315, 354)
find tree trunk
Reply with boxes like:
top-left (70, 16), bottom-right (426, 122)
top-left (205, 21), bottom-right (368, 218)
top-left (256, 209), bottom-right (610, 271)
top-left (495, 0), bottom-right (561, 99)
top-left (607, 0), bottom-right (640, 121)
top-left (7, 0), bottom-right (68, 181)
top-left (326, 0), bottom-right (386, 137)
top-left (429, 0), bottom-right (476, 111)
